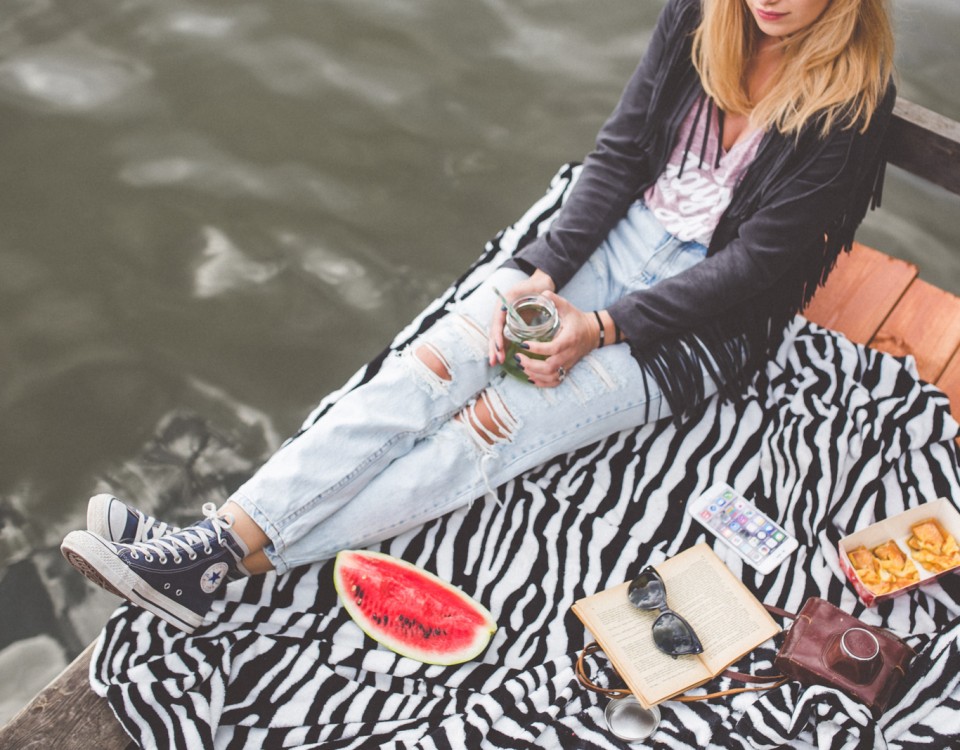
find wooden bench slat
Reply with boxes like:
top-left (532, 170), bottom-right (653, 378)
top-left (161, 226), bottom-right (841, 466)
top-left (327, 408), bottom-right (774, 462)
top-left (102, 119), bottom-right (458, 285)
top-left (804, 242), bottom-right (917, 345)
top-left (889, 99), bottom-right (960, 197)
top-left (869, 278), bottom-right (960, 383)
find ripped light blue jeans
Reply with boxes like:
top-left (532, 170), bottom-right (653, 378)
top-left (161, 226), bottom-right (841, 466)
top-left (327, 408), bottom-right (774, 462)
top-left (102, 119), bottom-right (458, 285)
top-left (231, 201), bottom-right (714, 573)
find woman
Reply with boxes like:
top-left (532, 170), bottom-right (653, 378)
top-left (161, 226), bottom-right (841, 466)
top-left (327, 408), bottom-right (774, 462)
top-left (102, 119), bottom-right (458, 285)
top-left (63, 0), bottom-right (895, 634)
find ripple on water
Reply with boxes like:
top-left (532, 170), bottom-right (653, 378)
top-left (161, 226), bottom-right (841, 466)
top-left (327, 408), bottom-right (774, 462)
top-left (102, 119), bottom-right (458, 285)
top-left (115, 132), bottom-right (360, 211)
top-left (276, 230), bottom-right (385, 312)
top-left (222, 37), bottom-right (415, 105)
top-left (193, 226), bottom-right (281, 299)
top-left (135, 3), bottom-right (269, 43)
top-left (0, 36), bottom-right (152, 114)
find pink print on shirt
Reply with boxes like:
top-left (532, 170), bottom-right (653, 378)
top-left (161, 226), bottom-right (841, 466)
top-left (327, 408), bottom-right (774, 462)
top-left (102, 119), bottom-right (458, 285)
top-left (644, 100), bottom-right (764, 245)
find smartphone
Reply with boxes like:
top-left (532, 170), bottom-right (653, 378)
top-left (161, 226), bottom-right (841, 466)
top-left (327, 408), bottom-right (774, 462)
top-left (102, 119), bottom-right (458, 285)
top-left (687, 482), bottom-right (799, 575)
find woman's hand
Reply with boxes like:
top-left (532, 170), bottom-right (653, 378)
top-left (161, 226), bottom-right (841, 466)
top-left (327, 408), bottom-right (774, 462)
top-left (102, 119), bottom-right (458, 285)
top-left (487, 270), bottom-right (556, 366)
top-left (513, 291), bottom-right (600, 388)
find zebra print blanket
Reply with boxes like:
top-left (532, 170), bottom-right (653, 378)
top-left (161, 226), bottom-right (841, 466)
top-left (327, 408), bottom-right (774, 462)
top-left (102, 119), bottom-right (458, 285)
top-left (92, 166), bottom-right (960, 750)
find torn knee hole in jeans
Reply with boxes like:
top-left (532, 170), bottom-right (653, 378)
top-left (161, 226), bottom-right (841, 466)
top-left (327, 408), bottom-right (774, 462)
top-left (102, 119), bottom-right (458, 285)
top-left (414, 343), bottom-right (452, 381)
top-left (409, 313), bottom-right (488, 386)
top-left (455, 389), bottom-right (518, 447)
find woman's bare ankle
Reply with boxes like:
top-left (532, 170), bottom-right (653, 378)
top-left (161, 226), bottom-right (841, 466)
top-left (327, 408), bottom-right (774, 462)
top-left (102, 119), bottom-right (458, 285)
top-left (241, 550), bottom-right (275, 575)
top-left (220, 500), bottom-right (271, 553)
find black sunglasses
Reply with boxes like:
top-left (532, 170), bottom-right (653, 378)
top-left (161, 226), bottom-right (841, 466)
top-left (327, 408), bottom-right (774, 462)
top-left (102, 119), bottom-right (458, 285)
top-left (627, 565), bottom-right (704, 659)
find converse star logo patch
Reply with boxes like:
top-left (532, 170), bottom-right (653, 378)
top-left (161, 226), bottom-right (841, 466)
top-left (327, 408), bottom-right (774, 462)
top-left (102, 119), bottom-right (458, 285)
top-left (200, 562), bottom-right (230, 594)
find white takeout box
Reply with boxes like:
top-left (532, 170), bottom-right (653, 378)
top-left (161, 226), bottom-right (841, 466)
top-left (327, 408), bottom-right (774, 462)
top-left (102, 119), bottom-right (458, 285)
top-left (838, 498), bottom-right (960, 606)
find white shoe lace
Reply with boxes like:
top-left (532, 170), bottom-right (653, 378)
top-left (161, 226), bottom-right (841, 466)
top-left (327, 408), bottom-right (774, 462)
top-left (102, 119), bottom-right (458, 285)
top-left (139, 516), bottom-right (176, 539)
top-left (128, 503), bottom-right (236, 565)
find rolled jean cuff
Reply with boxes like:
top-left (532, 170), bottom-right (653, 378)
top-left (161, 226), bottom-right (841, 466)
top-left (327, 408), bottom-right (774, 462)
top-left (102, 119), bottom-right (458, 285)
top-left (228, 491), bottom-right (292, 575)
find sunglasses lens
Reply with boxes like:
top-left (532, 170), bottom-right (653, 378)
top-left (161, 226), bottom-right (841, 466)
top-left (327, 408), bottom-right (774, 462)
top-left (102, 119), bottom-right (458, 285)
top-left (652, 611), bottom-right (704, 657)
top-left (627, 567), bottom-right (666, 610)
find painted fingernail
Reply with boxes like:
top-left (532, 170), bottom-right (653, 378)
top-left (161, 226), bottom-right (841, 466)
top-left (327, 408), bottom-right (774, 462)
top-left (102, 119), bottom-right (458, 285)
top-left (520, 342), bottom-right (530, 350)
top-left (527, 377), bottom-right (535, 384)
top-left (500, 305), bottom-right (507, 311)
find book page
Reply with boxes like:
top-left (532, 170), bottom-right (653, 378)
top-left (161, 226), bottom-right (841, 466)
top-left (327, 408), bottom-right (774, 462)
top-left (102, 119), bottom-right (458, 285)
top-left (657, 544), bottom-right (780, 674)
top-left (573, 582), bottom-right (710, 707)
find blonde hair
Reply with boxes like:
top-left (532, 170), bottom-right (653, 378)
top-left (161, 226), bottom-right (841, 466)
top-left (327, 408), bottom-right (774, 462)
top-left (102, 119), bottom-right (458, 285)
top-left (692, 0), bottom-right (895, 135)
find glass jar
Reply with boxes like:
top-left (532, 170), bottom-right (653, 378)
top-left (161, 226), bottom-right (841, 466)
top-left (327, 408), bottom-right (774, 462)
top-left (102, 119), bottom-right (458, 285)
top-left (604, 696), bottom-right (661, 742)
top-left (501, 294), bottom-right (561, 382)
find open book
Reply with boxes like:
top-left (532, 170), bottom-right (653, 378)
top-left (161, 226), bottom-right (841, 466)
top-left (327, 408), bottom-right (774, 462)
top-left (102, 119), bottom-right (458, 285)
top-left (572, 543), bottom-right (780, 708)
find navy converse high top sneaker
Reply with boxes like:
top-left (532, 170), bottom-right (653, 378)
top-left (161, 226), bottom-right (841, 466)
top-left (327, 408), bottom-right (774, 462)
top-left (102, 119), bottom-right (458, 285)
top-left (87, 494), bottom-right (179, 544)
top-left (62, 503), bottom-right (251, 634)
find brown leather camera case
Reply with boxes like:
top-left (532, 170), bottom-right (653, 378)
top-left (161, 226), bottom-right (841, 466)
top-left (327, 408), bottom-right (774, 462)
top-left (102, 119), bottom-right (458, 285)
top-left (774, 597), bottom-right (915, 716)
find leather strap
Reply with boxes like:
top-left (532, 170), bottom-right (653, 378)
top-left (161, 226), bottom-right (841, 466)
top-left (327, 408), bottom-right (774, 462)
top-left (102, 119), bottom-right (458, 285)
top-left (719, 667), bottom-right (785, 685)
top-left (763, 604), bottom-right (797, 621)
top-left (576, 642), bottom-right (789, 703)
top-left (576, 642), bottom-right (632, 698)
top-left (672, 676), bottom-right (790, 702)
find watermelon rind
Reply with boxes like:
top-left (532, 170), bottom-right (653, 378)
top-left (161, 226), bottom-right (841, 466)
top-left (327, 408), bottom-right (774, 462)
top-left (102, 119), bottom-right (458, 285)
top-left (333, 549), bottom-right (497, 665)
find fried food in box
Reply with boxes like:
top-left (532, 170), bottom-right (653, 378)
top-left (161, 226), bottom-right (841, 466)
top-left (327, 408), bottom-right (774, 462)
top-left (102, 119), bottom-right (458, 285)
top-left (873, 540), bottom-right (907, 566)
top-left (848, 546), bottom-right (875, 571)
top-left (906, 519), bottom-right (960, 573)
top-left (848, 540), bottom-right (920, 595)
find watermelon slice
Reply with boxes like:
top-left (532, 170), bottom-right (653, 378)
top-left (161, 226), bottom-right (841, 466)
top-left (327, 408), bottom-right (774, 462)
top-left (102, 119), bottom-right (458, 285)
top-left (333, 549), bottom-right (497, 665)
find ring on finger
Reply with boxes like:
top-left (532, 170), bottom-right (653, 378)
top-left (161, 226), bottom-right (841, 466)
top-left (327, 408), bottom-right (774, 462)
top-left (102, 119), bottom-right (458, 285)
top-left (557, 365), bottom-right (566, 382)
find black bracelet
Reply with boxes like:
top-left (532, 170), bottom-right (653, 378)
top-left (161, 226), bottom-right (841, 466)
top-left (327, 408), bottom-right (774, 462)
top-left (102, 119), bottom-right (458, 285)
top-left (593, 311), bottom-right (605, 348)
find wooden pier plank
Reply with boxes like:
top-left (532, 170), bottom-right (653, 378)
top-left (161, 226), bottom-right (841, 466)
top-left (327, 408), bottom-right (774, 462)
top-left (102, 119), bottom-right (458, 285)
top-left (869, 279), bottom-right (960, 383)
top-left (0, 643), bottom-right (134, 750)
top-left (935, 349), bottom-right (960, 426)
top-left (803, 242), bottom-right (918, 345)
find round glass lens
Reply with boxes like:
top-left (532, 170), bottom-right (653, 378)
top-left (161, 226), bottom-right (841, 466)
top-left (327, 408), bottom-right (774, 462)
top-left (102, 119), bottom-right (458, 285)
top-left (651, 612), bottom-right (703, 656)
top-left (627, 569), bottom-right (666, 610)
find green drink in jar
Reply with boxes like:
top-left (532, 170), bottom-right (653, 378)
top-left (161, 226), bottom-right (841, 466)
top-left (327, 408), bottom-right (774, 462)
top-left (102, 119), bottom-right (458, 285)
top-left (501, 295), bottom-right (561, 382)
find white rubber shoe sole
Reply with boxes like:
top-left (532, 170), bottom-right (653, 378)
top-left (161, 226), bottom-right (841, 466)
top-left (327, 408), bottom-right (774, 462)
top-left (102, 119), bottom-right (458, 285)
top-left (61, 530), bottom-right (203, 634)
